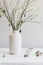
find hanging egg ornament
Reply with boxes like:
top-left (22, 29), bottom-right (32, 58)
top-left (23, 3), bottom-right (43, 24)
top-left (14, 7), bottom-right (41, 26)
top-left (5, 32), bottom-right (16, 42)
top-left (3, 10), bottom-right (5, 13)
top-left (19, 29), bottom-right (22, 33)
top-left (0, 15), bottom-right (1, 18)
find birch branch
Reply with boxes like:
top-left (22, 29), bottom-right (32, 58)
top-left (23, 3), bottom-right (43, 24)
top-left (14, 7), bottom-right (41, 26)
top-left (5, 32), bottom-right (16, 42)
top-left (16, 0), bottom-right (38, 28)
top-left (24, 14), bottom-right (38, 23)
top-left (22, 0), bottom-right (37, 15)
top-left (20, 0), bottom-right (37, 18)
top-left (16, 12), bottom-right (38, 29)
top-left (24, 9), bottom-right (38, 21)
top-left (29, 0), bottom-right (37, 4)
top-left (0, 7), bottom-right (10, 22)
top-left (12, 1), bottom-right (19, 15)
top-left (16, 0), bottom-right (29, 29)
top-left (3, 0), bottom-right (11, 21)
top-left (20, 0), bottom-right (29, 18)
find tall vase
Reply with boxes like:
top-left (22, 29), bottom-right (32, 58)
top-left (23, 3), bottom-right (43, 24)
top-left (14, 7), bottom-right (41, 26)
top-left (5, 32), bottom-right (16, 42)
top-left (9, 30), bottom-right (22, 55)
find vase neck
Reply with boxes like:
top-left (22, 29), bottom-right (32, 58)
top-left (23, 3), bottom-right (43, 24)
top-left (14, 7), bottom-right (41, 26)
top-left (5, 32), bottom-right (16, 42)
top-left (12, 30), bottom-right (19, 33)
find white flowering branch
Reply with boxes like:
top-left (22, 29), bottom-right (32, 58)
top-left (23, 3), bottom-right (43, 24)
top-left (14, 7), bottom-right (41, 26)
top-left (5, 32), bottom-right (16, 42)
top-left (16, 0), bottom-right (38, 30)
top-left (0, 0), bottom-right (38, 31)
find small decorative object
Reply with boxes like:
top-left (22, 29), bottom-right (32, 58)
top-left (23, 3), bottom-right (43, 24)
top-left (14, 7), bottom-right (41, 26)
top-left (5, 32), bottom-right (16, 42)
top-left (24, 54), bottom-right (28, 57)
top-left (35, 51), bottom-right (40, 57)
top-left (35, 51), bottom-right (43, 57)
top-left (24, 47), bottom-right (29, 58)
top-left (0, 0), bottom-right (38, 55)
top-left (2, 54), bottom-right (5, 58)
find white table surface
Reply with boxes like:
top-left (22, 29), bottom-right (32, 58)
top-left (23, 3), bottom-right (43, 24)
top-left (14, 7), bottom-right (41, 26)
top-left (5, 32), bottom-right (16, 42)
top-left (0, 48), bottom-right (43, 64)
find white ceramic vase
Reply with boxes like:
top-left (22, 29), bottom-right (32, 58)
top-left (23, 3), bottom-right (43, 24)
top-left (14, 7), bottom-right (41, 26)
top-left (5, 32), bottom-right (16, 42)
top-left (9, 30), bottom-right (22, 55)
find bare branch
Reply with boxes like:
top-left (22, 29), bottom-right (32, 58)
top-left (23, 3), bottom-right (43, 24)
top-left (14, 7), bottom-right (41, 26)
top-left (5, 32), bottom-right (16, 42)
top-left (29, 0), bottom-right (37, 4)
top-left (3, 0), bottom-right (11, 20)
top-left (16, 13), bottom-right (39, 29)
top-left (11, 1), bottom-right (19, 29)
top-left (21, 0), bottom-right (37, 18)
top-left (12, 1), bottom-right (19, 14)
top-left (0, 7), bottom-right (11, 24)
top-left (8, 0), bottom-right (12, 8)
top-left (0, 0), bottom-right (39, 31)
top-left (26, 20), bottom-right (40, 23)
top-left (21, 0), bottom-right (29, 18)
top-left (22, 0), bottom-right (27, 10)
top-left (24, 13), bottom-right (38, 21)
top-left (16, 13), bottom-right (38, 29)
top-left (16, 0), bottom-right (29, 28)
top-left (16, 0), bottom-right (38, 29)
top-left (16, 20), bottom-right (24, 30)
top-left (23, 0), bottom-right (37, 15)
top-left (11, 1), bottom-right (19, 21)
top-left (24, 9), bottom-right (38, 21)
top-left (24, 8), bottom-right (33, 15)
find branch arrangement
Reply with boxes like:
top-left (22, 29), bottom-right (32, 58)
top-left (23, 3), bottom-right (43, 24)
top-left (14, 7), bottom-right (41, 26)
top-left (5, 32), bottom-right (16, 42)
top-left (0, 0), bottom-right (38, 31)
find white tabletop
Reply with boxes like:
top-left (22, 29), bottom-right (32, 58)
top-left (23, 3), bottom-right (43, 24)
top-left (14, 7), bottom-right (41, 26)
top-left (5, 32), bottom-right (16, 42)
top-left (0, 48), bottom-right (43, 64)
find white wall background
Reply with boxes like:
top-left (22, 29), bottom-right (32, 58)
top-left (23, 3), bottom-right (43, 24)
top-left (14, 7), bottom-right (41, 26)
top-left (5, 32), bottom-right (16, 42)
top-left (0, 0), bottom-right (43, 48)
